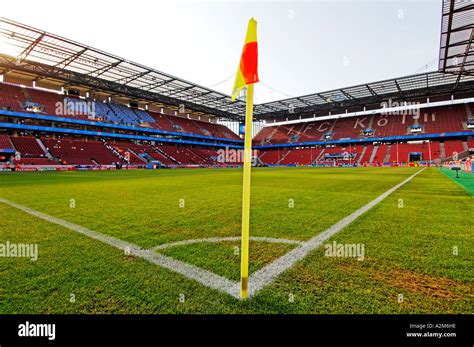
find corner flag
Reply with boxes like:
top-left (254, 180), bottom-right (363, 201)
top-left (231, 18), bottom-right (259, 300)
top-left (231, 18), bottom-right (259, 101)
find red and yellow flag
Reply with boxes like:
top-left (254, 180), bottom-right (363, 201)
top-left (232, 18), bottom-right (259, 300)
top-left (231, 18), bottom-right (259, 101)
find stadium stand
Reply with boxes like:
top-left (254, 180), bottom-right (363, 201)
top-left (279, 147), bottom-right (322, 165)
top-left (0, 83), bottom-right (241, 143)
top-left (444, 140), bottom-right (466, 159)
top-left (420, 105), bottom-right (468, 134)
top-left (42, 138), bottom-right (122, 165)
top-left (10, 137), bottom-right (46, 157)
top-left (0, 83), bottom-right (27, 112)
top-left (255, 105), bottom-right (473, 146)
top-left (468, 139), bottom-right (474, 150)
top-left (358, 145), bottom-right (374, 164)
top-left (14, 157), bottom-right (57, 165)
top-left (388, 142), bottom-right (440, 163)
top-left (371, 145), bottom-right (389, 164)
top-left (1, 81), bottom-right (473, 168)
top-left (1, 18), bottom-right (473, 170)
top-left (147, 111), bottom-right (176, 132)
top-left (0, 134), bottom-right (15, 150)
top-left (110, 142), bottom-right (148, 165)
top-left (26, 88), bottom-right (64, 116)
top-left (259, 149), bottom-right (290, 165)
top-left (165, 114), bottom-right (203, 134)
top-left (63, 97), bottom-right (93, 120)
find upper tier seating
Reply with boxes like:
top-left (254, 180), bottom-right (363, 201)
top-left (254, 104), bottom-right (474, 145)
top-left (419, 105), bottom-right (468, 134)
top-left (167, 114), bottom-right (202, 134)
top-left (93, 101), bottom-right (116, 121)
top-left (26, 88), bottom-right (64, 116)
top-left (193, 120), bottom-right (241, 140)
top-left (62, 97), bottom-right (93, 120)
top-left (0, 83), bottom-right (27, 112)
top-left (0, 83), bottom-right (238, 141)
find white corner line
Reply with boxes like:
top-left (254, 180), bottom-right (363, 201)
top-left (151, 236), bottom-right (303, 252)
top-left (0, 197), bottom-right (240, 299)
top-left (246, 167), bottom-right (426, 298)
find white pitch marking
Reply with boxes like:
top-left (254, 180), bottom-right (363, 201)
top-left (151, 236), bottom-right (303, 251)
top-left (0, 197), bottom-right (240, 299)
top-left (246, 167), bottom-right (426, 297)
top-left (0, 167), bottom-right (425, 300)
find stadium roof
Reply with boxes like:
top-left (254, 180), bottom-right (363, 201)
top-left (0, 17), bottom-right (474, 123)
top-left (0, 17), bottom-right (246, 120)
top-left (438, 0), bottom-right (474, 77)
top-left (252, 71), bottom-right (474, 120)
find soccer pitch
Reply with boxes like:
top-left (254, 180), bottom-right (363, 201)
top-left (0, 167), bottom-right (472, 314)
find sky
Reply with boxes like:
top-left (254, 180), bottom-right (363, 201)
top-left (1, 0), bottom-right (443, 104)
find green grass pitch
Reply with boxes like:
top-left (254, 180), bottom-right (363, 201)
top-left (0, 167), bottom-right (472, 313)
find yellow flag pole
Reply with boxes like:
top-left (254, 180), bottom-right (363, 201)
top-left (240, 83), bottom-right (254, 300)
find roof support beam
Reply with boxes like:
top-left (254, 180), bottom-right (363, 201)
top-left (340, 89), bottom-right (355, 100)
top-left (184, 90), bottom-right (213, 101)
top-left (113, 70), bottom-right (151, 85)
top-left (441, 0), bottom-right (457, 71)
top-left (394, 79), bottom-right (404, 99)
top-left (143, 78), bottom-right (175, 91)
top-left (296, 98), bottom-right (313, 106)
top-left (35, 48), bottom-right (88, 82)
top-left (87, 61), bottom-right (121, 78)
top-left (15, 33), bottom-right (44, 63)
top-left (366, 84), bottom-right (378, 97)
top-left (164, 85), bottom-right (195, 96)
top-left (453, 29), bottom-right (474, 90)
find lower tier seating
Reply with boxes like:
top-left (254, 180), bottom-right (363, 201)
top-left (42, 138), bottom-right (121, 165)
